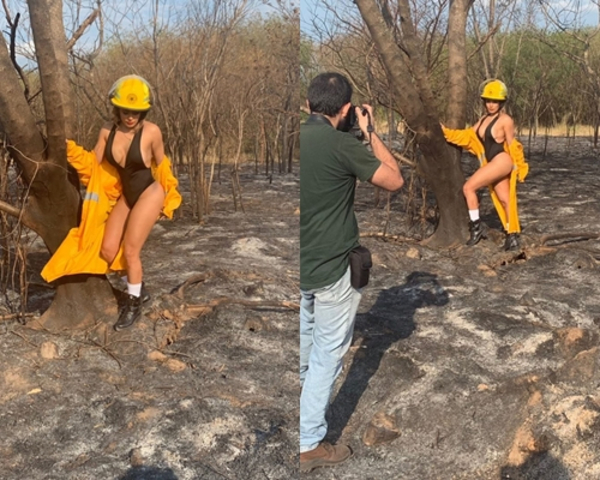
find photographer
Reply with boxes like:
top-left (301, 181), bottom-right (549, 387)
top-left (300, 72), bottom-right (404, 472)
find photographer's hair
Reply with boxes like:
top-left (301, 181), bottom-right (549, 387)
top-left (307, 72), bottom-right (352, 117)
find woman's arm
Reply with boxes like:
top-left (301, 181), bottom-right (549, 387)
top-left (502, 115), bottom-right (516, 146)
top-left (93, 125), bottom-right (111, 164)
top-left (150, 123), bottom-right (165, 166)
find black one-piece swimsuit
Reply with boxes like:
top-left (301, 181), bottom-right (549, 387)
top-left (477, 114), bottom-right (505, 161)
top-left (104, 125), bottom-right (155, 208)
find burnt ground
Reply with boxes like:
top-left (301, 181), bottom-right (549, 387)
top-left (0, 166), bottom-right (300, 480)
top-left (314, 136), bottom-right (600, 480)
top-left (2, 136), bottom-right (600, 480)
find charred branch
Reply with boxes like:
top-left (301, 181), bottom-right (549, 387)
top-left (0, 38), bottom-right (46, 181)
top-left (0, 199), bottom-right (23, 218)
top-left (186, 298), bottom-right (300, 315)
top-left (540, 232), bottom-right (600, 246)
top-left (8, 13), bottom-right (31, 101)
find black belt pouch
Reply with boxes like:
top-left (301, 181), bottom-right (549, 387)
top-left (349, 245), bottom-right (372, 289)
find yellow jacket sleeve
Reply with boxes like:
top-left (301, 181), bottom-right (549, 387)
top-left (152, 157), bottom-right (182, 219)
top-left (66, 140), bottom-right (96, 187)
top-left (506, 139), bottom-right (529, 182)
top-left (442, 127), bottom-right (481, 157)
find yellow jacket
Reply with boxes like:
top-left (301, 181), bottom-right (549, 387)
top-left (41, 140), bottom-right (182, 282)
top-left (442, 127), bottom-right (529, 234)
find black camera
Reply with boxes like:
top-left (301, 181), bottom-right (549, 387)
top-left (339, 105), bottom-right (369, 141)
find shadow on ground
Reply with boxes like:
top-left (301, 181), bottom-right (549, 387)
top-left (119, 466), bottom-right (179, 480)
top-left (328, 271), bottom-right (448, 442)
top-left (500, 452), bottom-right (571, 480)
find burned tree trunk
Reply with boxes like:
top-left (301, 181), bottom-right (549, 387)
top-left (355, 0), bottom-right (469, 247)
top-left (447, 0), bottom-right (475, 127)
top-left (0, 0), bottom-right (116, 330)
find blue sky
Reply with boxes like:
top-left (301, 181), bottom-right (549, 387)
top-left (2, 0), bottom-right (291, 60)
top-left (301, 0), bottom-right (335, 38)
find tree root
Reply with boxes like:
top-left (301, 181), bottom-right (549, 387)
top-left (360, 231), bottom-right (416, 243)
top-left (185, 297), bottom-right (299, 315)
top-left (170, 273), bottom-right (211, 299)
top-left (540, 232), bottom-right (600, 246)
top-left (15, 269), bottom-right (298, 364)
top-left (146, 293), bottom-right (299, 349)
top-left (0, 312), bottom-right (36, 323)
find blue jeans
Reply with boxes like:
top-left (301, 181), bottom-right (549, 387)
top-left (299, 267), bottom-right (362, 452)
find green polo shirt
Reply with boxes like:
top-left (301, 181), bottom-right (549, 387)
top-left (300, 115), bottom-right (381, 290)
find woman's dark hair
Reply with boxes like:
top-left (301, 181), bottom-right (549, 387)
top-left (307, 72), bottom-right (352, 117)
top-left (481, 100), bottom-right (506, 113)
top-left (112, 106), bottom-right (148, 125)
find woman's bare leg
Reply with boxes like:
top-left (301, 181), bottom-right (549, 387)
top-left (101, 196), bottom-right (130, 264)
top-left (492, 175), bottom-right (511, 227)
top-left (122, 182), bottom-right (165, 284)
top-left (463, 153), bottom-right (513, 210)
top-left (492, 173), bottom-right (519, 249)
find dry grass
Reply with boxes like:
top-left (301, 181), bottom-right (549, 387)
top-left (377, 118), bottom-right (597, 139)
top-left (520, 123), bottom-right (596, 138)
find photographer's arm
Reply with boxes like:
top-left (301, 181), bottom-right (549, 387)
top-left (356, 105), bottom-right (403, 192)
top-left (369, 132), bottom-right (404, 191)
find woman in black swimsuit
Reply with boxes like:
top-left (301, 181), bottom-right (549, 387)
top-left (93, 75), bottom-right (166, 330)
top-left (463, 80), bottom-right (517, 249)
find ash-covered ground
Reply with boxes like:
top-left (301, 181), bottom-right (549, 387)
top-left (312, 136), bottom-right (600, 480)
top-left (3, 135), bottom-right (600, 480)
top-left (0, 166), bottom-right (300, 480)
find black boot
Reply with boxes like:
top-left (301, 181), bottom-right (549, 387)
top-left (141, 282), bottom-right (151, 304)
top-left (114, 294), bottom-right (142, 331)
top-left (466, 219), bottom-right (486, 246)
top-left (503, 233), bottom-right (520, 251)
top-left (118, 283), bottom-right (150, 314)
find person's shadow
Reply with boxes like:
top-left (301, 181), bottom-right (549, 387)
top-left (118, 466), bottom-right (179, 480)
top-left (500, 452), bottom-right (571, 479)
top-left (327, 271), bottom-right (449, 443)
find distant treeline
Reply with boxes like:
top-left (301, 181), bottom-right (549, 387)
top-left (302, 26), bottom-right (600, 137)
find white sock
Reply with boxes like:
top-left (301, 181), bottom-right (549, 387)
top-left (468, 209), bottom-right (480, 222)
top-left (127, 282), bottom-right (142, 297)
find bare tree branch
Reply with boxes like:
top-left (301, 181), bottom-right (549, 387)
top-left (66, 8), bottom-right (100, 51)
top-left (0, 37), bottom-right (46, 182)
top-left (0, 198), bottom-right (36, 233)
top-left (8, 13), bottom-right (31, 100)
top-left (466, 24), bottom-right (499, 62)
top-left (0, 199), bottom-right (21, 218)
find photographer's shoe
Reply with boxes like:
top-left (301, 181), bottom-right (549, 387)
top-left (466, 219), bottom-right (486, 246)
top-left (114, 294), bottom-right (142, 331)
top-left (503, 233), bottom-right (520, 251)
top-left (300, 442), bottom-right (352, 473)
